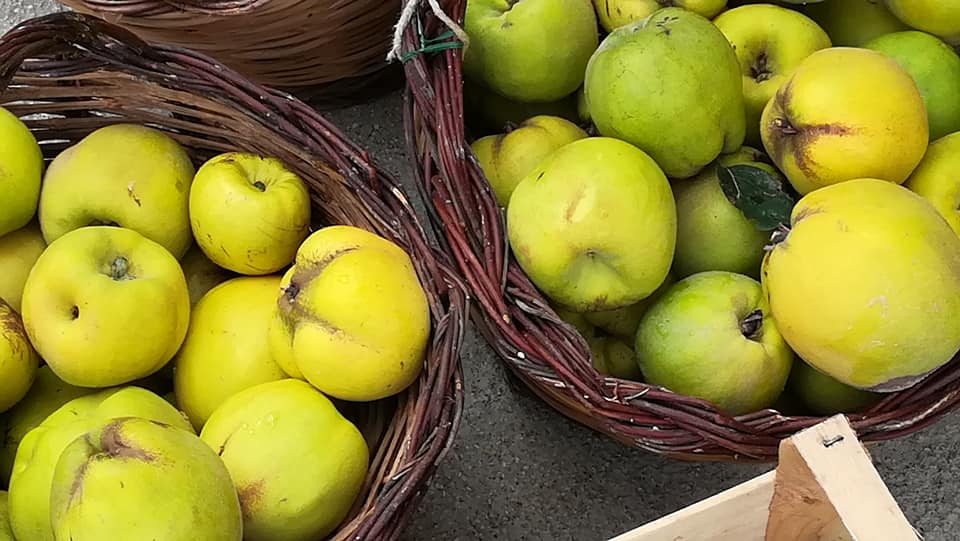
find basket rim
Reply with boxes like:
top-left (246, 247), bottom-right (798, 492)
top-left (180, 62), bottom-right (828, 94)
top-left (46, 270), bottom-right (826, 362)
top-left (54, 0), bottom-right (406, 105)
top-left (397, 0), bottom-right (960, 463)
top-left (0, 11), bottom-right (469, 540)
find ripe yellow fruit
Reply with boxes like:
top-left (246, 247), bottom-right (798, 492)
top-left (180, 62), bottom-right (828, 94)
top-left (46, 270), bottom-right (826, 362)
top-left (471, 115), bottom-right (587, 206)
top-left (0, 222), bottom-right (46, 313)
top-left (903, 131), bottom-right (960, 237)
top-left (21, 226), bottom-right (190, 388)
top-left (38, 124), bottom-right (195, 259)
top-left (761, 47), bottom-right (928, 195)
top-left (267, 225), bottom-right (430, 401)
top-left (173, 276), bottom-right (287, 430)
top-left (0, 301), bottom-right (38, 413)
top-left (200, 379), bottom-right (368, 541)
top-left (762, 178), bottom-right (960, 391)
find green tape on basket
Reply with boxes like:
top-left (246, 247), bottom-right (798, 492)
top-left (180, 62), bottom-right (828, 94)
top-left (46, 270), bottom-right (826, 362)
top-left (400, 41), bottom-right (463, 63)
top-left (400, 11), bottom-right (465, 63)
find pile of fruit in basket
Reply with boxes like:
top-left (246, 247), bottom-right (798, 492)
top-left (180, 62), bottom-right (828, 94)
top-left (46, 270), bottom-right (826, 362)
top-left (463, 0), bottom-right (960, 417)
top-left (0, 109), bottom-right (432, 539)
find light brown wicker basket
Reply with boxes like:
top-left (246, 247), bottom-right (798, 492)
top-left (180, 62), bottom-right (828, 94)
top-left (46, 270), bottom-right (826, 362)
top-left (55, 0), bottom-right (404, 107)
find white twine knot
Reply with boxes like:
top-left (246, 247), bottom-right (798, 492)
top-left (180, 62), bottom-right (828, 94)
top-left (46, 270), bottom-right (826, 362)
top-left (386, 0), bottom-right (470, 63)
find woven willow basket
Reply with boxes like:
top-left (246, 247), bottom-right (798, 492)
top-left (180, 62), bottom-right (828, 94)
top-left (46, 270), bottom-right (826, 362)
top-left (0, 12), bottom-right (468, 539)
top-left (54, 0), bottom-right (404, 107)
top-left (398, 0), bottom-right (960, 462)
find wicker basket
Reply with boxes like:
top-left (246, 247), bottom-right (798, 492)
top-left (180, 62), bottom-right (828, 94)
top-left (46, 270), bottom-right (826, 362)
top-left (398, 0), bottom-right (960, 462)
top-left (0, 12), bottom-right (468, 540)
top-left (54, 0), bottom-right (404, 108)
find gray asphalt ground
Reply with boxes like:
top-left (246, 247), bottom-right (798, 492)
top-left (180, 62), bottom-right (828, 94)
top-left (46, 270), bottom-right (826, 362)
top-left (4, 2), bottom-right (960, 540)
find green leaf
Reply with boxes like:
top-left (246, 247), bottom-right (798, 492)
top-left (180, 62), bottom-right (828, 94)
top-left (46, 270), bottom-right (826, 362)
top-left (716, 163), bottom-right (796, 231)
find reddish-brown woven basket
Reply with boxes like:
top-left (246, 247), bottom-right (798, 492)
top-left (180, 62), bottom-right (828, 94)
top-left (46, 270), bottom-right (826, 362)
top-left (54, 0), bottom-right (404, 108)
top-left (0, 12), bottom-right (468, 539)
top-left (399, 0), bottom-right (960, 462)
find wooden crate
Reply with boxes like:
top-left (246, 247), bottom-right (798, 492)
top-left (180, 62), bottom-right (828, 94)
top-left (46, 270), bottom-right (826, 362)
top-left (609, 415), bottom-right (922, 541)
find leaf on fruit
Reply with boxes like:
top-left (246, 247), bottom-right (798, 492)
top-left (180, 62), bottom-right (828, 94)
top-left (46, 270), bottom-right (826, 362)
top-left (717, 163), bottom-right (795, 231)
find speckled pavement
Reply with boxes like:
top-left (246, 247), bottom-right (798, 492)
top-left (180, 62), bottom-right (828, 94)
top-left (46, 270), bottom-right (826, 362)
top-left (3, 4), bottom-right (960, 540)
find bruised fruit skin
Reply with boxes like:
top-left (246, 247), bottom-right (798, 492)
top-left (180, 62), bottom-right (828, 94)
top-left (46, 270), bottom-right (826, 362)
top-left (713, 4), bottom-right (832, 147)
top-left (904, 132), bottom-right (960, 236)
top-left (0, 366), bottom-right (97, 485)
top-left (38, 124), bottom-right (194, 259)
top-left (585, 8), bottom-right (746, 179)
top-left (507, 137), bottom-right (676, 312)
top-left (21, 226), bottom-right (191, 388)
top-left (0, 300), bottom-right (38, 414)
top-left (174, 276), bottom-right (287, 431)
top-left (9, 386), bottom-right (192, 541)
top-left (268, 225), bottom-right (430, 401)
top-left (49, 417), bottom-right (242, 541)
top-left (200, 379), bottom-right (369, 541)
top-left (760, 47), bottom-right (928, 195)
top-left (762, 178), bottom-right (960, 391)
top-left (471, 115), bottom-right (588, 207)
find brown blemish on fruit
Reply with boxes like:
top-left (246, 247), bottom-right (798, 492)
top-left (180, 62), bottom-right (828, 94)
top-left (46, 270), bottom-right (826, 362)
top-left (0, 299), bottom-right (25, 335)
top-left (865, 370), bottom-right (937, 393)
top-left (237, 479), bottom-right (265, 518)
top-left (792, 206), bottom-right (823, 226)
top-left (766, 82), bottom-right (857, 181)
top-left (276, 246), bottom-right (360, 333)
top-left (66, 433), bottom-right (96, 509)
top-left (67, 419), bottom-right (157, 510)
top-left (100, 419), bottom-right (155, 462)
top-left (564, 186), bottom-right (586, 222)
top-left (490, 134), bottom-right (506, 161)
top-left (127, 182), bottom-right (142, 207)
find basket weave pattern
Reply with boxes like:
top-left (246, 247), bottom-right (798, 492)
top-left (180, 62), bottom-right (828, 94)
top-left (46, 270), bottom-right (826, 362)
top-left (399, 0), bottom-right (960, 461)
top-left (0, 12), bottom-right (468, 539)
top-left (55, 0), bottom-right (403, 105)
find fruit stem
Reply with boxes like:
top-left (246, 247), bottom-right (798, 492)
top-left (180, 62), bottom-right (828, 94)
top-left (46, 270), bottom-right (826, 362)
top-left (89, 218), bottom-right (121, 227)
top-left (750, 52), bottom-right (772, 83)
top-left (764, 224), bottom-right (791, 252)
top-left (739, 309), bottom-right (764, 340)
top-left (772, 117), bottom-right (799, 136)
top-left (110, 256), bottom-right (129, 281)
top-left (283, 282), bottom-right (300, 302)
top-left (253, 181), bottom-right (267, 192)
